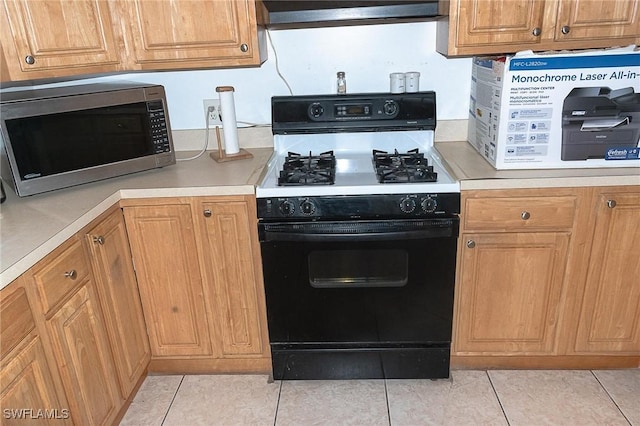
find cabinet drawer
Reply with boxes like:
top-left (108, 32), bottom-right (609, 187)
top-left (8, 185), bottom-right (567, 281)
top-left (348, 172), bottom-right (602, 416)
top-left (0, 287), bottom-right (35, 359)
top-left (32, 240), bottom-right (90, 314)
top-left (464, 196), bottom-right (576, 231)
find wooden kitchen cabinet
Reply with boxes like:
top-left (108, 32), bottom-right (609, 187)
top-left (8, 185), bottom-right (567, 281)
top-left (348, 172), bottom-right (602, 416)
top-left (0, 0), bottom-right (266, 82)
top-left (437, 0), bottom-right (640, 56)
top-left (29, 237), bottom-right (122, 426)
top-left (83, 207), bottom-right (150, 398)
top-left (122, 196), bottom-right (270, 373)
top-left (114, 0), bottom-right (266, 70)
top-left (1, 281), bottom-right (72, 425)
top-left (454, 189), bottom-right (578, 356)
top-left (0, 0), bottom-right (124, 81)
top-left (570, 186), bottom-right (640, 355)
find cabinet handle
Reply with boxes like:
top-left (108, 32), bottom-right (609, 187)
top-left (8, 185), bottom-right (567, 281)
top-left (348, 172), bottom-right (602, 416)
top-left (532, 27), bottom-right (541, 36)
top-left (203, 209), bottom-right (212, 217)
top-left (466, 240), bottom-right (476, 249)
top-left (93, 236), bottom-right (105, 245)
top-left (64, 270), bottom-right (77, 280)
top-left (240, 43), bottom-right (249, 52)
top-left (561, 25), bottom-right (571, 35)
top-left (606, 199), bottom-right (617, 209)
top-left (25, 55), bottom-right (35, 65)
top-left (521, 211), bottom-right (531, 220)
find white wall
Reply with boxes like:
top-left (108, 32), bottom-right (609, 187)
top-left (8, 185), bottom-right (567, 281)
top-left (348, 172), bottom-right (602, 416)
top-left (5, 21), bottom-right (473, 130)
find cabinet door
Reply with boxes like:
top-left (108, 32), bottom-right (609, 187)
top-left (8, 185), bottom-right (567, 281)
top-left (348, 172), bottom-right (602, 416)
top-left (118, 0), bottom-right (264, 70)
top-left (85, 209), bottom-right (150, 397)
top-left (0, 0), bottom-right (122, 80)
top-left (47, 284), bottom-right (120, 426)
top-left (448, 0), bottom-right (550, 50)
top-left (1, 335), bottom-right (72, 425)
top-left (574, 190), bottom-right (640, 354)
top-left (455, 232), bottom-right (570, 354)
top-left (196, 197), bottom-right (266, 357)
top-left (555, 0), bottom-right (639, 42)
top-left (123, 203), bottom-right (213, 357)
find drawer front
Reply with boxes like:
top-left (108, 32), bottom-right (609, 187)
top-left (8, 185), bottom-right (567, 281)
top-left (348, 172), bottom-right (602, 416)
top-left (0, 287), bottom-right (35, 359)
top-left (464, 196), bottom-right (576, 231)
top-left (32, 240), bottom-right (90, 314)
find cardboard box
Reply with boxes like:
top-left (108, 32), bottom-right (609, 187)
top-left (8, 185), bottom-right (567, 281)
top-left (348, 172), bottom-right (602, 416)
top-left (468, 47), bottom-right (640, 169)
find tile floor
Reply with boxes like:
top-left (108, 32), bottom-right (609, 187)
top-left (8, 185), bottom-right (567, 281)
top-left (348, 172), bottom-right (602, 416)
top-left (120, 369), bottom-right (639, 426)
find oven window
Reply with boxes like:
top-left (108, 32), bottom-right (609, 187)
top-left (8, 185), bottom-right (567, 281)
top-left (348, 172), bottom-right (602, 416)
top-left (308, 249), bottom-right (408, 288)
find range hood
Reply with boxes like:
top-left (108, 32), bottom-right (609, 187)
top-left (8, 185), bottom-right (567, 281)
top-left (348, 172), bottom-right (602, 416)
top-left (260, 0), bottom-right (441, 28)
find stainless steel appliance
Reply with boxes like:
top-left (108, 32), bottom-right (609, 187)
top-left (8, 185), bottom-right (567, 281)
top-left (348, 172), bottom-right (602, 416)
top-left (0, 82), bottom-right (175, 196)
top-left (256, 92), bottom-right (460, 380)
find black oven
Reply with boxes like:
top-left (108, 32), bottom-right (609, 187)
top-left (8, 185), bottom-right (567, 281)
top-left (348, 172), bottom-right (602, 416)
top-left (258, 210), bottom-right (459, 380)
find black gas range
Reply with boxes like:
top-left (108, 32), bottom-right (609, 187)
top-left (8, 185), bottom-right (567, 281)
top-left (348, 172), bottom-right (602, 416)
top-left (256, 92), bottom-right (460, 380)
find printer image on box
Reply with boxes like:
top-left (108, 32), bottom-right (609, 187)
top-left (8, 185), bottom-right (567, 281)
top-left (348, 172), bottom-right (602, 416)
top-left (561, 87), bottom-right (640, 161)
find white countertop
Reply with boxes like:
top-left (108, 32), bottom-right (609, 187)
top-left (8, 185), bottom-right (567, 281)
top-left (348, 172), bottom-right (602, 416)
top-left (0, 148), bottom-right (273, 288)
top-left (2, 132), bottom-right (639, 290)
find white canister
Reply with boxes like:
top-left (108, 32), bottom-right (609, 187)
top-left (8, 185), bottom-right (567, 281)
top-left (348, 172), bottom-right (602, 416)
top-left (405, 72), bottom-right (420, 93)
top-left (390, 72), bottom-right (405, 94)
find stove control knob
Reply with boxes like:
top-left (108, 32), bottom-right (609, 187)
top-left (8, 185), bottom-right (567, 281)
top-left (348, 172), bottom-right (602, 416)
top-left (421, 197), bottom-right (438, 213)
top-left (399, 197), bottom-right (416, 213)
top-left (300, 200), bottom-right (316, 215)
top-left (383, 100), bottom-right (398, 116)
top-left (309, 103), bottom-right (324, 119)
top-left (279, 200), bottom-right (295, 216)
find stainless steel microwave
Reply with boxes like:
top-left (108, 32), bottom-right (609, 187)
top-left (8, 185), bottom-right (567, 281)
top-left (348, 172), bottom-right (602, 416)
top-left (0, 82), bottom-right (176, 197)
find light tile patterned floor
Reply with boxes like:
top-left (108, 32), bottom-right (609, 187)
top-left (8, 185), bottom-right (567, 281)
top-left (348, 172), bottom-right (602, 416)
top-left (120, 369), bottom-right (640, 426)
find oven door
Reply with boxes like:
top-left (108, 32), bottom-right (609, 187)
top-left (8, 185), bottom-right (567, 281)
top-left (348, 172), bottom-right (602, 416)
top-left (258, 217), bottom-right (459, 379)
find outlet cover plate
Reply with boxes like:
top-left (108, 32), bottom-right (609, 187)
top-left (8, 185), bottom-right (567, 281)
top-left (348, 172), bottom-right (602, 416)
top-left (203, 99), bottom-right (222, 125)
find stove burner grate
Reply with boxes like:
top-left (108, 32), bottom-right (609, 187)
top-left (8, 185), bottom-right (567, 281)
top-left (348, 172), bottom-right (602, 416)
top-left (278, 151), bottom-right (336, 186)
top-left (373, 148), bottom-right (438, 183)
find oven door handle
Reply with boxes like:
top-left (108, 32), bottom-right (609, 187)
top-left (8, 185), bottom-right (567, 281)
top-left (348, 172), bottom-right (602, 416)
top-left (259, 219), bottom-right (458, 242)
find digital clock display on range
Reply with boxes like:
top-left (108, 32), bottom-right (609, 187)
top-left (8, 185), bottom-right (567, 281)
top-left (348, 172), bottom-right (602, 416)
top-left (335, 104), bottom-right (371, 117)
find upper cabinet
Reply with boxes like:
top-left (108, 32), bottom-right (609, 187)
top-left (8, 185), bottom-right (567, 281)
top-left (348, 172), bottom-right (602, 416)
top-left (116, 0), bottom-right (265, 70)
top-left (0, 0), bottom-right (266, 82)
top-left (0, 0), bottom-right (124, 80)
top-left (437, 0), bottom-right (640, 56)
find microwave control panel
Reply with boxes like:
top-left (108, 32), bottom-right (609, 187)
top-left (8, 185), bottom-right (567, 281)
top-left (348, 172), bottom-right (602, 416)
top-left (148, 101), bottom-right (171, 153)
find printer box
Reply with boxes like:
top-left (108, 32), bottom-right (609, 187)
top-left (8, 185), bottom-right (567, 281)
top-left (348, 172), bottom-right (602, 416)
top-left (468, 48), bottom-right (640, 169)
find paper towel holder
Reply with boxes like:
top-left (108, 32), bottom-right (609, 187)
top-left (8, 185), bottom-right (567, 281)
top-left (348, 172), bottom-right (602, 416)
top-left (210, 126), bottom-right (253, 162)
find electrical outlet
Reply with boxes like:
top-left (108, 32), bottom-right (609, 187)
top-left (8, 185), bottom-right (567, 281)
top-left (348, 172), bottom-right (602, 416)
top-left (203, 99), bottom-right (222, 126)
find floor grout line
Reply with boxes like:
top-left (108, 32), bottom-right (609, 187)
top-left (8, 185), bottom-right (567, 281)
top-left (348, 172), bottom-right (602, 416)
top-left (383, 379), bottom-right (392, 426)
top-left (486, 371), bottom-right (511, 426)
top-left (590, 370), bottom-right (633, 426)
top-left (273, 378), bottom-right (283, 426)
top-left (160, 375), bottom-right (185, 426)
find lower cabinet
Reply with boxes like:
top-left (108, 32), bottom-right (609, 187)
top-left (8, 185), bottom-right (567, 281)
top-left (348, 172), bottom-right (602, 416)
top-left (29, 238), bottom-right (122, 425)
top-left (122, 195), bottom-right (270, 373)
top-left (84, 208), bottom-right (150, 398)
top-left (453, 186), bottom-right (640, 368)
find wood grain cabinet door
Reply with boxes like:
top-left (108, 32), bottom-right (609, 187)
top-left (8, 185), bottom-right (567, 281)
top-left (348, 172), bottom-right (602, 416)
top-left (573, 190), bottom-right (640, 354)
top-left (451, 0), bottom-right (549, 50)
top-left (84, 209), bottom-right (150, 398)
top-left (46, 284), bottom-right (120, 426)
top-left (123, 203), bottom-right (213, 358)
top-left (117, 0), bottom-right (264, 70)
top-left (0, 0), bottom-right (123, 80)
top-left (196, 197), bottom-right (267, 358)
top-left (554, 0), bottom-right (640, 42)
top-left (455, 232), bottom-right (570, 355)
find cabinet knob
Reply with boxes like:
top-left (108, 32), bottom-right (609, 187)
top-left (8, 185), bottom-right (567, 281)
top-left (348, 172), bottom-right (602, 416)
top-left (93, 235), bottom-right (105, 245)
top-left (203, 209), bottom-right (212, 217)
top-left (240, 43), bottom-right (249, 52)
top-left (25, 55), bottom-right (35, 65)
top-left (466, 240), bottom-right (476, 249)
top-left (606, 199), bottom-right (617, 209)
top-left (561, 25), bottom-right (571, 35)
top-left (532, 27), bottom-right (542, 37)
top-left (521, 211), bottom-right (531, 220)
top-left (64, 270), bottom-right (77, 280)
